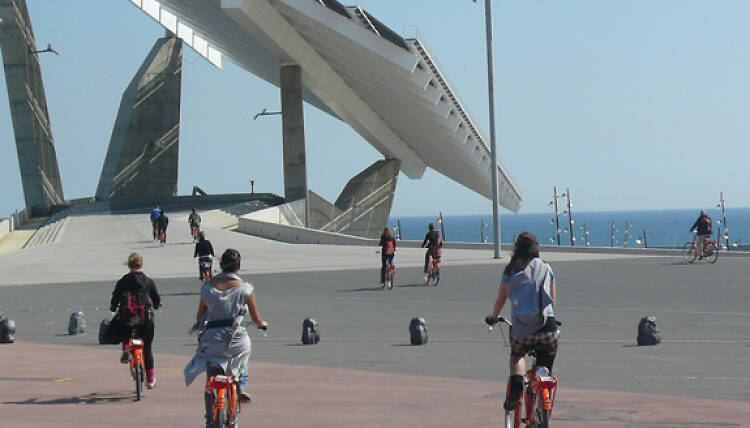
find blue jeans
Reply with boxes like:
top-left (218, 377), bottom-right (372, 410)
top-left (381, 254), bottom-right (394, 283)
top-left (204, 360), bottom-right (249, 427)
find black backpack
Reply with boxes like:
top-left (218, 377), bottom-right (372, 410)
top-left (67, 312), bottom-right (86, 335)
top-left (301, 318), bottom-right (320, 345)
top-left (120, 287), bottom-right (153, 326)
top-left (637, 316), bottom-right (661, 346)
top-left (0, 312), bottom-right (15, 343)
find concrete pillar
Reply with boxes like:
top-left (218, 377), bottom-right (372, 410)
top-left (0, 0), bottom-right (65, 215)
top-left (280, 64), bottom-right (308, 226)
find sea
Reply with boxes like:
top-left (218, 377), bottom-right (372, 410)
top-left (389, 207), bottom-right (750, 250)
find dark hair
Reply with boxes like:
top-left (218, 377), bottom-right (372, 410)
top-left (428, 223), bottom-right (434, 231)
top-left (503, 232), bottom-right (540, 276)
top-left (191, 208), bottom-right (196, 213)
top-left (380, 227), bottom-right (389, 239)
top-left (220, 248), bottom-right (241, 272)
top-left (198, 231), bottom-right (206, 241)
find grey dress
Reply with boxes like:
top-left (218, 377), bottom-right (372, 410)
top-left (184, 273), bottom-right (253, 386)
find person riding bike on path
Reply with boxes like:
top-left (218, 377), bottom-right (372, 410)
top-left (184, 249), bottom-right (268, 427)
top-left (150, 205), bottom-right (161, 240)
top-left (690, 209), bottom-right (713, 259)
top-left (421, 223), bottom-right (442, 280)
top-left (188, 208), bottom-right (201, 237)
top-left (107, 253), bottom-right (162, 389)
top-left (194, 231), bottom-right (215, 279)
top-left (485, 232), bottom-right (558, 413)
top-left (379, 227), bottom-right (397, 287)
top-left (156, 209), bottom-right (169, 244)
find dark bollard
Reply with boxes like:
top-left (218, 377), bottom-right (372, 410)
top-left (301, 318), bottom-right (320, 345)
top-left (637, 315), bottom-right (661, 346)
top-left (409, 317), bottom-right (427, 345)
top-left (0, 311), bottom-right (15, 343)
top-left (68, 311), bottom-right (86, 335)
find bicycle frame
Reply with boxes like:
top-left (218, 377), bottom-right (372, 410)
top-left (207, 373), bottom-right (240, 426)
top-left (128, 338), bottom-right (144, 376)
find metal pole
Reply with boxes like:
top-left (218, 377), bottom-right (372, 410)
top-left (566, 188), bottom-right (574, 246)
top-left (720, 192), bottom-right (729, 250)
top-left (611, 222), bottom-right (615, 248)
top-left (484, 0), bottom-right (501, 258)
top-left (439, 212), bottom-right (446, 242)
top-left (643, 230), bottom-right (648, 248)
top-left (553, 187), bottom-right (561, 246)
top-left (397, 219), bottom-right (403, 240)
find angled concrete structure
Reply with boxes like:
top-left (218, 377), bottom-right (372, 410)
top-left (244, 159), bottom-right (399, 239)
top-left (129, 0), bottom-right (523, 213)
top-left (0, 0), bottom-right (64, 215)
top-left (96, 35), bottom-right (182, 200)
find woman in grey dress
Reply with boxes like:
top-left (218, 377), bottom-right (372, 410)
top-left (184, 248), bottom-right (267, 427)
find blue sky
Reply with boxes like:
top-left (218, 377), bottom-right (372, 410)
top-left (0, 1), bottom-right (748, 217)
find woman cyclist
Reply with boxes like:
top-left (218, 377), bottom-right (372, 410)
top-left (485, 232), bottom-right (558, 412)
top-left (108, 253), bottom-right (161, 389)
top-left (184, 249), bottom-right (267, 427)
top-left (379, 227), bottom-right (397, 287)
top-left (193, 231), bottom-right (215, 280)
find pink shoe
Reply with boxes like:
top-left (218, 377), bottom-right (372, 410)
top-left (146, 369), bottom-right (155, 389)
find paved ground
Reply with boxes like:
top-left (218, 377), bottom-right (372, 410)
top-left (1, 212), bottom-right (749, 426)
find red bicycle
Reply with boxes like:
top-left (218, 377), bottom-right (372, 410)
top-left (489, 317), bottom-right (558, 428)
top-left (207, 367), bottom-right (240, 428)
top-left (424, 252), bottom-right (440, 286)
top-left (191, 225), bottom-right (200, 242)
top-left (682, 234), bottom-right (718, 264)
top-left (199, 256), bottom-right (213, 282)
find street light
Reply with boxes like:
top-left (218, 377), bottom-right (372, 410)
top-left (471, 0), bottom-right (502, 258)
top-left (29, 43), bottom-right (58, 55)
top-left (252, 107), bottom-right (281, 120)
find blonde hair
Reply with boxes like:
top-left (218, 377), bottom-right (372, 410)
top-left (127, 253), bottom-right (143, 270)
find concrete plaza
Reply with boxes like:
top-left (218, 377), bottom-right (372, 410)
top-left (1, 213), bottom-right (749, 426)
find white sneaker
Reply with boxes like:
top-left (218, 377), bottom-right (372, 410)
top-left (146, 380), bottom-right (155, 389)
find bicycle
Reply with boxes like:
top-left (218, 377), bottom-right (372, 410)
top-left (191, 225), bottom-right (200, 243)
top-left (199, 256), bottom-right (213, 282)
top-left (124, 329), bottom-right (146, 401)
top-left (158, 228), bottom-right (167, 247)
top-left (376, 250), bottom-right (395, 290)
top-left (487, 317), bottom-right (559, 428)
top-left (196, 321), bottom-right (267, 428)
top-left (682, 234), bottom-right (718, 264)
top-left (424, 252), bottom-right (440, 286)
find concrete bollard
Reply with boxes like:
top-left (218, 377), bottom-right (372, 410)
top-left (409, 317), bottom-right (427, 345)
top-left (301, 318), bottom-right (320, 345)
top-left (67, 311), bottom-right (86, 335)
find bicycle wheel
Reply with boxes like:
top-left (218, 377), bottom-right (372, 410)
top-left (134, 364), bottom-right (143, 401)
top-left (532, 391), bottom-right (550, 428)
top-left (213, 407), bottom-right (227, 428)
top-left (704, 242), bottom-right (719, 264)
top-left (682, 242), bottom-right (696, 263)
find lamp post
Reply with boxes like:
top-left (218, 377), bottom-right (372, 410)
top-left (252, 108), bottom-right (282, 120)
top-left (548, 187), bottom-right (568, 246)
top-left (472, 0), bottom-right (502, 258)
top-left (717, 192), bottom-right (729, 250)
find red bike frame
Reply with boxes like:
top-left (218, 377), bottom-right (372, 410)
top-left (207, 373), bottom-right (240, 426)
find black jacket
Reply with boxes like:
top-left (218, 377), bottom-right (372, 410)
top-left (421, 230), bottom-right (441, 248)
top-left (194, 239), bottom-right (215, 258)
top-left (157, 214), bottom-right (169, 230)
top-left (110, 271), bottom-right (161, 312)
top-left (690, 214), bottom-right (712, 235)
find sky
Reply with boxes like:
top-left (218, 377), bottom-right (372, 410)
top-left (0, 0), bottom-right (748, 218)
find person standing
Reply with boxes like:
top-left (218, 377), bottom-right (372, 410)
top-left (689, 210), bottom-right (713, 259)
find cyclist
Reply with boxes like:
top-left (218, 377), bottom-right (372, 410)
top-left (156, 209), bottom-right (169, 244)
top-left (183, 249), bottom-right (267, 426)
top-left (188, 208), bottom-right (201, 239)
top-left (485, 232), bottom-right (557, 412)
top-left (421, 223), bottom-right (442, 281)
top-left (689, 209), bottom-right (713, 259)
top-left (194, 231), bottom-right (215, 280)
top-left (379, 227), bottom-right (397, 287)
top-left (150, 205), bottom-right (161, 240)
top-left (107, 253), bottom-right (161, 389)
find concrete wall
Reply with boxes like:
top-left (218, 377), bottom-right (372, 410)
top-left (96, 36), bottom-right (182, 200)
top-left (0, 0), bottom-right (65, 215)
top-left (0, 218), bottom-right (10, 241)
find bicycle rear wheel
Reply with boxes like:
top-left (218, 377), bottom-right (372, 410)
top-left (533, 392), bottom-right (550, 428)
top-left (704, 242), bottom-right (719, 264)
top-left (213, 408), bottom-right (227, 428)
top-left (134, 364), bottom-right (143, 401)
top-left (682, 242), bottom-right (696, 263)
